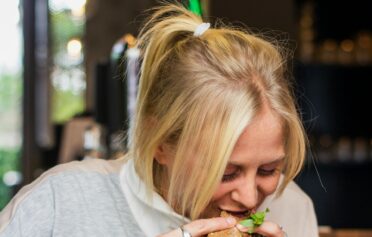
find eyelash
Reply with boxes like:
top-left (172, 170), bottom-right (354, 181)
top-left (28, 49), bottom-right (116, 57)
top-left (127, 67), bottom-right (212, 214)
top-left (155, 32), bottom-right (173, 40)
top-left (257, 168), bottom-right (277, 177)
top-left (221, 172), bottom-right (239, 182)
top-left (221, 168), bottom-right (278, 182)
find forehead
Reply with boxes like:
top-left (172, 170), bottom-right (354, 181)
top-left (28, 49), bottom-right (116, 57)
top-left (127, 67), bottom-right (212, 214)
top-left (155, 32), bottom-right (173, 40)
top-left (231, 108), bottom-right (285, 164)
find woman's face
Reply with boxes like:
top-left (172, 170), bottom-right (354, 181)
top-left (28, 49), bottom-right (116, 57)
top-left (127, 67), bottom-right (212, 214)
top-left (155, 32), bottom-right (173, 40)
top-left (201, 107), bottom-right (285, 219)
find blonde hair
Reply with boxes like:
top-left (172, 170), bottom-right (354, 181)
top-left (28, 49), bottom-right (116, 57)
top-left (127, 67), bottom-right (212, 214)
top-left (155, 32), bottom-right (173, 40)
top-left (128, 3), bottom-right (307, 220)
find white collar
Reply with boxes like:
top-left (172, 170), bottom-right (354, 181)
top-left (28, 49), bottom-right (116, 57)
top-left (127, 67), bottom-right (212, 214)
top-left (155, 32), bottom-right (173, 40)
top-left (119, 159), bottom-right (190, 237)
top-left (119, 159), bottom-right (284, 236)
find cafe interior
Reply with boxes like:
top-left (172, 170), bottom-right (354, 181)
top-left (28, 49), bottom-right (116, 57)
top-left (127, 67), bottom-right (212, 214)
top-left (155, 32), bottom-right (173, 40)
top-left (0, 0), bottom-right (372, 236)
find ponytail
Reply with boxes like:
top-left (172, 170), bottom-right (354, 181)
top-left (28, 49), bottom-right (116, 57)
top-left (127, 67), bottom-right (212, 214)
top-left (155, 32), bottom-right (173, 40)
top-left (136, 3), bottom-right (202, 106)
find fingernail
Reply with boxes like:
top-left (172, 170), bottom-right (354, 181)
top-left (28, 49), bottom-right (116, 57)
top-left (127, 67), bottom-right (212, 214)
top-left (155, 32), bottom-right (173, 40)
top-left (236, 224), bottom-right (248, 232)
top-left (226, 217), bottom-right (236, 225)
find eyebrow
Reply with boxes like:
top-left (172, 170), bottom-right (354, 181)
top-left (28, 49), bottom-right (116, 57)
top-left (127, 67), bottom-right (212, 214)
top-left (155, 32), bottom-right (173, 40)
top-left (261, 156), bottom-right (286, 166)
top-left (228, 156), bottom-right (286, 167)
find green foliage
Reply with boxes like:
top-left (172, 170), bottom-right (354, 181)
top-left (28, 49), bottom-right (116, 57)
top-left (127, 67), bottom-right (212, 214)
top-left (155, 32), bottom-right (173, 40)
top-left (0, 148), bottom-right (21, 210)
top-left (50, 10), bottom-right (84, 55)
top-left (0, 73), bottom-right (22, 112)
top-left (52, 88), bottom-right (84, 123)
top-left (50, 10), bottom-right (85, 123)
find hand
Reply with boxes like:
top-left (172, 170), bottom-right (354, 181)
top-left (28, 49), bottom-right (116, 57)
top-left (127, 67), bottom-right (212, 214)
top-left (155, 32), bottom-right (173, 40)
top-left (157, 216), bottom-right (237, 237)
top-left (237, 221), bottom-right (287, 237)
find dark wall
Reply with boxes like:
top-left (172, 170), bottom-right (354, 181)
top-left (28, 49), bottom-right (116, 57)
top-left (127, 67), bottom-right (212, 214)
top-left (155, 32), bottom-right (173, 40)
top-left (315, 0), bottom-right (372, 41)
top-left (210, 0), bottom-right (297, 41)
top-left (295, 64), bottom-right (372, 138)
top-left (85, 0), bottom-right (157, 111)
top-left (296, 162), bottom-right (372, 228)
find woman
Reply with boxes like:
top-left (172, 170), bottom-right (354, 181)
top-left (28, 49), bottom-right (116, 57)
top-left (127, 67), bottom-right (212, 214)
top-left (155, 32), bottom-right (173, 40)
top-left (0, 3), bottom-right (318, 237)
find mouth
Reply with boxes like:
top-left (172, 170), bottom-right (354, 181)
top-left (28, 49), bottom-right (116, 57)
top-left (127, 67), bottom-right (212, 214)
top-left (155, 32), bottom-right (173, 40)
top-left (219, 208), bottom-right (252, 219)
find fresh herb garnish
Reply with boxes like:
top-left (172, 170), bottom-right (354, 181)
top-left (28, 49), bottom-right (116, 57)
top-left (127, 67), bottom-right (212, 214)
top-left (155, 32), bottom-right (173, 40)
top-left (239, 208), bottom-right (269, 234)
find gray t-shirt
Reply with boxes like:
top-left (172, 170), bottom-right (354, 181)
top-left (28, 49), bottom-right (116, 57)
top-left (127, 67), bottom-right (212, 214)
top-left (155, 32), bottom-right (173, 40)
top-left (0, 158), bottom-right (145, 236)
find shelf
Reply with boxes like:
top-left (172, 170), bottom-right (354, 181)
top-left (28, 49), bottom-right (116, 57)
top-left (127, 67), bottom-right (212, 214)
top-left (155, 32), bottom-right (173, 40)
top-left (293, 62), bottom-right (372, 137)
top-left (295, 61), bottom-right (372, 69)
top-left (303, 160), bottom-right (372, 169)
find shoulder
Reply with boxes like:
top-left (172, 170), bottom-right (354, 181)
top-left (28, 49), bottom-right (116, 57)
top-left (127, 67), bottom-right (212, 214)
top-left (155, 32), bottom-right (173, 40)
top-left (265, 179), bottom-right (315, 215)
top-left (0, 158), bottom-right (127, 234)
top-left (4, 157), bottom-right (127, 206)
top-left (12, 157), bottom-right (126, 201)
top-left (261, 178), bottom-right (319, 237)
top-left (279, 180), bottom-right (314, 206)
top-left (45, 157), bottom-right (126, 175)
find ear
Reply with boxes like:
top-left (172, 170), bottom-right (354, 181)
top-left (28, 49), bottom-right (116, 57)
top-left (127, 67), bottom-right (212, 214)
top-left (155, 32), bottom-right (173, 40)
top-left (154, 144), bottom-right (171, 166)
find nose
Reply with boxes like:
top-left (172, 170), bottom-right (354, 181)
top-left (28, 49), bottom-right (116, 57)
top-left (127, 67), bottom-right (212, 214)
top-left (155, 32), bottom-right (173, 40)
top-left (231, 177), bottom-right (258, 210)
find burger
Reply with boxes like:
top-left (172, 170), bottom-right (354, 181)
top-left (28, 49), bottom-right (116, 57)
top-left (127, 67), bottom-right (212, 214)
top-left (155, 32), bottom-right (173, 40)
top-left (207, 209), bottom-right (269, 237)
top-left (207, 211), bottom-right (247, 237)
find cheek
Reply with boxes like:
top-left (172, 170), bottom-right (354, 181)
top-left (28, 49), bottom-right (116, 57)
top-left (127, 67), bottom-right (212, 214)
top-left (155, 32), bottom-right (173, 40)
top-left (257, 173), bottom-right (281, 196)
top-left (210, 182), bottom-right (236, 201)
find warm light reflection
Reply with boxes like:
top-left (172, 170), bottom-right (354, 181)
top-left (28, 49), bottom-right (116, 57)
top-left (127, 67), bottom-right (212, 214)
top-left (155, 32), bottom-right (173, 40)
top-left (341, 39), bottom-right (354, 53)
top-left (67, 39), bottom-right (82, 58)
top-left (124, 34), bottom-right (137, 48)
top-left (72, 5), bottom-right (85, 17)
top-left (50, 0), bottom-right (87, 12)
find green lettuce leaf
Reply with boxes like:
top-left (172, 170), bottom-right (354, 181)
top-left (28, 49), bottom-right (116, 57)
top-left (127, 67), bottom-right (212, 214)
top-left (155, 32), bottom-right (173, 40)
top-left (239, 208), bottom-right (270, 234)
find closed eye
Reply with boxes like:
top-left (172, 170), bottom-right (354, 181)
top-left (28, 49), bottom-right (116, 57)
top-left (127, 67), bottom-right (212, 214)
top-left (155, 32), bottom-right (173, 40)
top-left (221, 172), bottom-right (238, 182)
top-left (258, 157), bottom-right (284, 177)
top-left (257, 168), bottom-right (278, 177)
top-left (221, 167), bottom-right (241, 182)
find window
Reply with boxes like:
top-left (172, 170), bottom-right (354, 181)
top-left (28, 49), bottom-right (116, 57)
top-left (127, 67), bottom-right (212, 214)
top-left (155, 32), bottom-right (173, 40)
top-left (0, 0), bottom-right (23, 209)
top-left (49, 0), bottom-right (86, 123)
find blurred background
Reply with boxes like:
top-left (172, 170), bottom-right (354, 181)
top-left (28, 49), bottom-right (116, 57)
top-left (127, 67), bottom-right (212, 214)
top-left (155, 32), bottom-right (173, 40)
top-left (0, 0), bottom-right (372, 235)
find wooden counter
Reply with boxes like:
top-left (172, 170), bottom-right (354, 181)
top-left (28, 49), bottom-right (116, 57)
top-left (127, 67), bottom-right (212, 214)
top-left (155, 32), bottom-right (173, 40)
top-left (320, 229), bottom-right (372, 237)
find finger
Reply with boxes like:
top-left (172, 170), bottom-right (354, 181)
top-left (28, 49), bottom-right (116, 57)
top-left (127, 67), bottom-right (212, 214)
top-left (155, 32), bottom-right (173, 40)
top-left (236, 221), bottom-right (284, 237)
top-left (182, 216), bottom-right (237, 237)
top-left (157, 228), bottom-right (183, 237)
top-left (252, 222), bottom-right (284, 237)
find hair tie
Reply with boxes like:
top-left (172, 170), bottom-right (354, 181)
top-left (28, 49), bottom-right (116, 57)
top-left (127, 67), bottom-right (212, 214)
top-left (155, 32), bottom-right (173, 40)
top-left (193, 22), bottom-right (210, 37)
